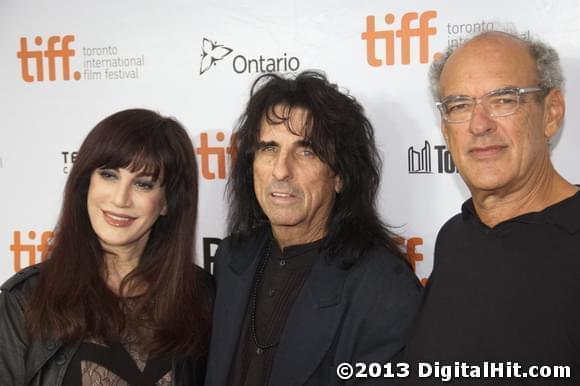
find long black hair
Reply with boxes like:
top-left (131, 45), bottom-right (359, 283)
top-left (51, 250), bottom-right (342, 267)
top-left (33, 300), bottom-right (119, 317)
top-left (227, 71), bottom-right (403, 268)
top-left (26, 109), bottom-right (211, 358)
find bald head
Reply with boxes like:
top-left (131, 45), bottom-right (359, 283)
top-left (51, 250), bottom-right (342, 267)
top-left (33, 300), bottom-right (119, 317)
top-left (439, 32), bottom-right (538, 98)
top-left (429, 30), bottom-right (564, 101)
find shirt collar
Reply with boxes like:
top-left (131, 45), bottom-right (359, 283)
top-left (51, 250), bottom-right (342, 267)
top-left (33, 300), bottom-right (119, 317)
top-left (271, 233), bottom-right (327, 259)
top-left (281, 238), bottom-right (326, 259)
top-left (461, 188), bottom-right (580, 234)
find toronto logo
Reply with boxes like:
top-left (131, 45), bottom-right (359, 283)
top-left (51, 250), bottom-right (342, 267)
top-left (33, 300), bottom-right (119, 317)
top-left (199, 38), bottom-right (233, 75)
top-left (408, 140), bottom-right (458, 174)
top-left (408, 141), bottom-right (432, 173)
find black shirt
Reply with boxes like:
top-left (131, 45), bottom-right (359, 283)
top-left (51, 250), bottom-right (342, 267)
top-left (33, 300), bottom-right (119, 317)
top-left (227, 237), bottom-right (321, 386)
top-left (404, 190), bottom-right (580, 385)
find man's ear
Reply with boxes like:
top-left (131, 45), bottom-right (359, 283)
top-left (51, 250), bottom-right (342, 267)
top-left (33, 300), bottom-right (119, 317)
top-left (543, 88), bottom-right (566, 139)
top-left (334, 174), bottom-right (343, 194)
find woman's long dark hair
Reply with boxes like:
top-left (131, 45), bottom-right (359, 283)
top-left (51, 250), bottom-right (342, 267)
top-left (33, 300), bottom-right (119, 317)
top-left (228, 71), bottom-right (404, 268)
top-left (25, 109), bottom-right (211, 358)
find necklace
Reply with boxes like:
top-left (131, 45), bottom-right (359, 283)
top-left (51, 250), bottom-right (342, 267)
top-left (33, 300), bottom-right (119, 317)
top-left (250, 239), bottom-right (278, 353)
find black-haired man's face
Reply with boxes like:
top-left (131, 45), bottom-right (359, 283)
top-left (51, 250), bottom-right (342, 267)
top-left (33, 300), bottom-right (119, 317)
top-left (253, 106), bottom-right (341, 248)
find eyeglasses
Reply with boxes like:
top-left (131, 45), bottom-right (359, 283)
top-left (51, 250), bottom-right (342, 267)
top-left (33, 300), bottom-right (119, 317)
top-left (436, 86), bottom-right (546, 123)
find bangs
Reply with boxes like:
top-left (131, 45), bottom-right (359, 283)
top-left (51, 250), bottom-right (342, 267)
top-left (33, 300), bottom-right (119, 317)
top-left (244, 72), bottom-right (346, 171)
top-left (75, 109), bottom-right (193, 193)
top-left (261, 103), bottom-right (335, 167)
top-left (263, 103), bottom-right (314, 138)
top-left (96, 144), bottom-right (164, 184)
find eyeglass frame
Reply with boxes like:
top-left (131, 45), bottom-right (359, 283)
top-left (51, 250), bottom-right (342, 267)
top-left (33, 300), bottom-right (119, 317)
top-left (435, 86), bottom-right (547, 123)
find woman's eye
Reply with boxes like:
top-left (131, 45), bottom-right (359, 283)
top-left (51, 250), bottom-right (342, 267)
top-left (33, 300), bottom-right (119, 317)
top-left (134, 180), bottom-right (154, 190)
top-left (98, 169), bottom-right (117, 180)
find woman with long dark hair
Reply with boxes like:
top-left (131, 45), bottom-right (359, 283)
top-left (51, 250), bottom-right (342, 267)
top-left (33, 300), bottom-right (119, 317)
top-left (0, 108), bottom-right (212, 385)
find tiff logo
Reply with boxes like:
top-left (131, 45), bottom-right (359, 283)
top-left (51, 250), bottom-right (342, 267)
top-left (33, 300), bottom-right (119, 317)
top-left (361, 11), bottom-right (437, 66)
top-left (195, 132), bottom-right (237, 180)
top-left (10, 230), bottom-right (53, 272)
top-left (17, 35), bottom-right (81, 82)
top-left (408, 141), bottom-right (458, 174)
top-left (395, 236), bottom-right (427, 286)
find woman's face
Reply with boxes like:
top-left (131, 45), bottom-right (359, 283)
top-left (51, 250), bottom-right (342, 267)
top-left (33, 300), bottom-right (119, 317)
top-left (87, 167), bottom-right (167, 259)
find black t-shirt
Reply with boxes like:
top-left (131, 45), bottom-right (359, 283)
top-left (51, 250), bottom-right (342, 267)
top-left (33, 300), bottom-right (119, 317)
top-left (404, 191), bottom-right (580, 385)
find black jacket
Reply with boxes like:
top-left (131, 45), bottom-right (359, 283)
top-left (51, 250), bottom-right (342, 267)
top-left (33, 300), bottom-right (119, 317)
top-left (205, 227), bottom-right (423, 386)
top-left (0, 265), bottom-right (206, 386)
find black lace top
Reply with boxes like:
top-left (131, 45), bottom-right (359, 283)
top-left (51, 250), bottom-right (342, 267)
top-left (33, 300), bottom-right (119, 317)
top-left (63, 298), bottom-right (172, 386)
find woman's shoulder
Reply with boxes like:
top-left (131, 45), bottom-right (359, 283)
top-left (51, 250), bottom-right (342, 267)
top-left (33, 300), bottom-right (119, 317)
top-left (0, 264), bottom-right (42, 294)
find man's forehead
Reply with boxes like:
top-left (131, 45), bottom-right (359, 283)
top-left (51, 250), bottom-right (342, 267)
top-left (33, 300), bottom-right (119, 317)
top-left (259, 105), bottom-right (311, 139)
top-left (440, 34), bottom-right (537, 95)
top-left (452, 32), bottom-right (529, 58)
top-left (258, 121), bottom-right (307, 143)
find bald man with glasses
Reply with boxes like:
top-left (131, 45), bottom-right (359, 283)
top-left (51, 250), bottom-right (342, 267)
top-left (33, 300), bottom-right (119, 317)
top-left (403, 30), bottom-right (580, 385)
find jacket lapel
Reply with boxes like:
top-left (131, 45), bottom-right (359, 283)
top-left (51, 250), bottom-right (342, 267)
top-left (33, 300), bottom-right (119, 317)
top-left (269, 255), bottom-right (348, 386)
top-left (208, 230), bottom-right (269, 386)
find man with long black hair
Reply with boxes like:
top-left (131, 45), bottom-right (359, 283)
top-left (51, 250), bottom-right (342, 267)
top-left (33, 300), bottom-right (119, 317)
top-left (205, 71), bottom-right (422, 386)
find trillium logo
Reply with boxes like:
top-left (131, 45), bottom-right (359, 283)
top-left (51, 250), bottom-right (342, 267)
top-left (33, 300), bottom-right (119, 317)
top-left (199, 38), bottom-right (233, 75)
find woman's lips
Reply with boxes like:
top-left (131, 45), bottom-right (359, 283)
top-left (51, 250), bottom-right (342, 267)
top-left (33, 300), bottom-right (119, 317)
top-left (102, 210), bottom-right (136, 227)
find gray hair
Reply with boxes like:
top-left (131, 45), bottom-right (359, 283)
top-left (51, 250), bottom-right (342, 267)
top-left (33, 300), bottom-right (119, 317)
top-left (429, 29), bottom-right (565, 101)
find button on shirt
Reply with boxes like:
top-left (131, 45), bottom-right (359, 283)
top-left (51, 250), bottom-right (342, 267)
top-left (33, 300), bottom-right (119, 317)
top-left (227, 237), bottom-right (322, 386)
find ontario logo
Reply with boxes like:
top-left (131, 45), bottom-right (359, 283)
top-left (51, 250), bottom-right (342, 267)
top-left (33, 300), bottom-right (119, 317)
top-left (408, 140), bottom-right (458, 174)
top-left (199, 37), bottom-right (301, 75)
